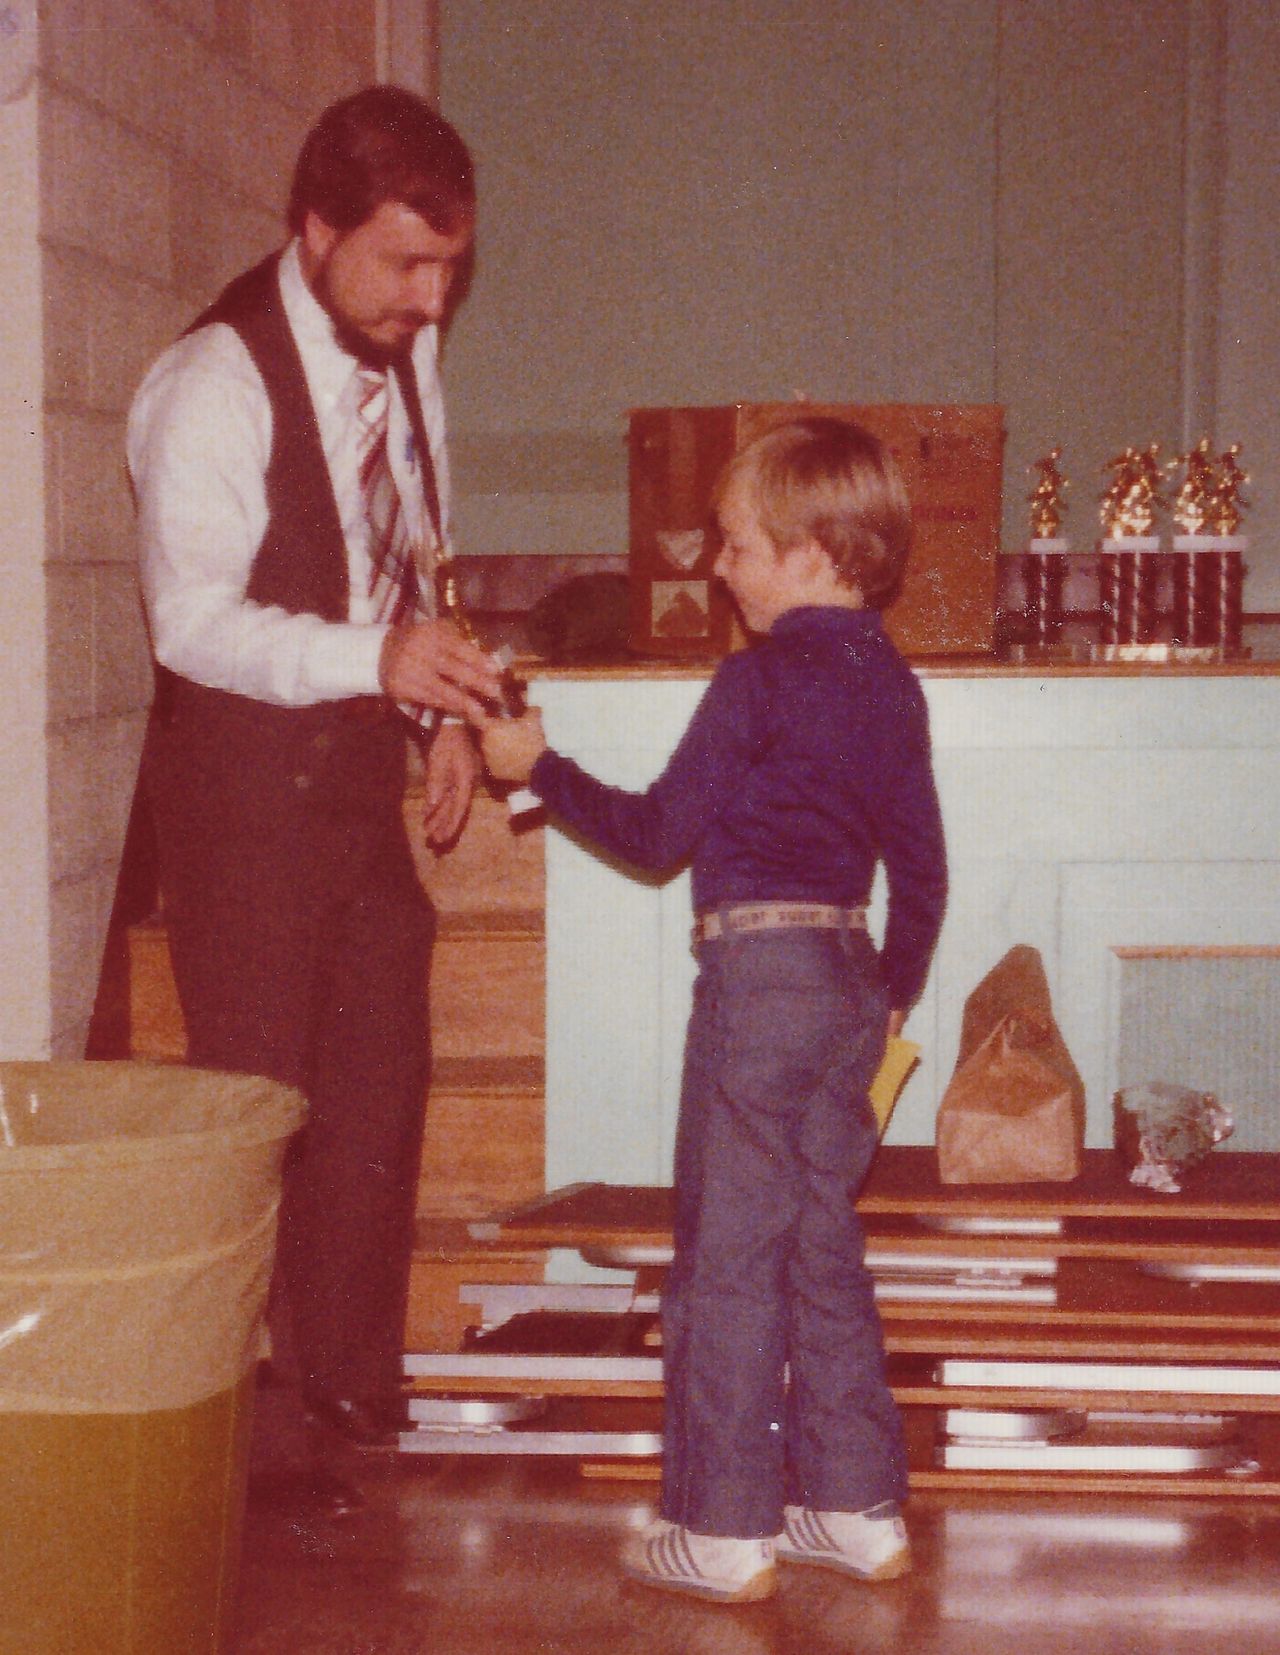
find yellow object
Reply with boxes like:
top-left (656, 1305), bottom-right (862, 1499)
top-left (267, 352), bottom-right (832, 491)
top-left (869, 1038), bottom-right (921, 1133)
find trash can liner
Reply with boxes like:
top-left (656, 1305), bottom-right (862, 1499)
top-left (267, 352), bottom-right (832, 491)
top-left (0, 1062), bottom-right (305, 1416)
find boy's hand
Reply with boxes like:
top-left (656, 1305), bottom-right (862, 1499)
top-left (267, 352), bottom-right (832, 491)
top-left (479, 708), bottom-right (548, 784)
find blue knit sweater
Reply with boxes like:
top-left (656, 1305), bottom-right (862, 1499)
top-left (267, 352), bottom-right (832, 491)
top-left (530, 606), bottom-right (947, 1008)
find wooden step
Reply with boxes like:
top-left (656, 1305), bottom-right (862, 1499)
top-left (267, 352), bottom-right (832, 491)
top-left (126, 909), bottom-right (544, 1065)
top-left (430, 916), bottom-right (544, 1060)
top-left (419, 1056), bottom-right (545, 1220)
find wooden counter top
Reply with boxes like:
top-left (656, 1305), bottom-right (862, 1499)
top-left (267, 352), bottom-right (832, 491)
top-left (519, 653), bottom-right (1280, 682)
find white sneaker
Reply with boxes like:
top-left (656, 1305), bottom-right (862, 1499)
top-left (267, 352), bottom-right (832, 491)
top-left (620, 1518), bottom-right (777, 1602)
top-left (777, 1502), bottom-right (911, 1581)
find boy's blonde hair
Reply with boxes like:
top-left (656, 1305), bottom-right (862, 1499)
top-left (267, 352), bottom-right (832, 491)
top-left (713, 416), bottom-right (911, 605)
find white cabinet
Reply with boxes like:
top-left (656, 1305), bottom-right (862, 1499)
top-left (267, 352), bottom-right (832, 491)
top-left (533, 668), bottom-right (1280, 1188)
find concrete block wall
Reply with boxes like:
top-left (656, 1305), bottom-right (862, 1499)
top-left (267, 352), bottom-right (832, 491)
top-left (0, 83), bottom-right (50, 1059)
top-left (31, 0), bottom-right (377, 1055)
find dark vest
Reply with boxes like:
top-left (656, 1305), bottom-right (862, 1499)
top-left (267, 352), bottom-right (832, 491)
top-left (187, 251), bottom-right (440, 623)
top-left (187, 253), bottom-right (350, 621)
top-left (154, 253), bottom-right (437, 730)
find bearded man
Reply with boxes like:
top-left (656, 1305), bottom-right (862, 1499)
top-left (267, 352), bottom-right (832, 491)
top-left (127, 86), bottom-right (500, 1515)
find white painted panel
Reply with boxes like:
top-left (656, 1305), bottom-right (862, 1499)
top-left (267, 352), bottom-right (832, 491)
top-left (923, 674), bottom-right (1280, 752)
top-left (538, 676), bottom-right (710, 762)
top-left (545, 830), bottom-right (666, 1188)
top-left (537, 673), bottom-right (1280, 1187)
top-left (1118, 956), bottom-right (1280, 1151)
top-left (538, 678), bottom-right (703, 1191)
top-left (938, 749), bottom-right (1280, 863)
top-left (1060, 862), bottom-right (1280, 1145)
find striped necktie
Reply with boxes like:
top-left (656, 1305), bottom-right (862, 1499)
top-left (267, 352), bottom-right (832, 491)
top-left (357, 368), bottom-right (423, 624)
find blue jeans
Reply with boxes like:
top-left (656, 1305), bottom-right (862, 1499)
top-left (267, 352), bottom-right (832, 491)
top-left (659, 921), bottom-right (907, 1537)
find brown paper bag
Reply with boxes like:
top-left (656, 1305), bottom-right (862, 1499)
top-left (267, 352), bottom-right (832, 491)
top-left (936, 946), bottom-right (1085, 1183)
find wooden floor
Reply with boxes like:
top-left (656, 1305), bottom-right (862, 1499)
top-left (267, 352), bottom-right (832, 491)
top-left (232, 1454), bottom-right (1280, 1654)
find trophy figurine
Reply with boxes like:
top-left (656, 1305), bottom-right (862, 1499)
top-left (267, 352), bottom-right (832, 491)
top-left (1028, 447), bottom-right (1069, 543)
top-left (1169, 437), bottom-right (1216, 536)
top-left (1210, 443), bottom-right (1249, 537)
top-left (1099, 445), bottom-right (1164, 540)
top-left (1098, 446), bottom-right (1164, 648)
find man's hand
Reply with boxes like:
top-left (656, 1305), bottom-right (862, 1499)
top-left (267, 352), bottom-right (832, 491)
top-left (887, 1007), bottom-right (907, 1041)
top-left (479, 708), bottom-right (548, 785)
top-left (422, 723), bottom-right (481, 847)
top-left (380, 621), bottom-right (504, 722)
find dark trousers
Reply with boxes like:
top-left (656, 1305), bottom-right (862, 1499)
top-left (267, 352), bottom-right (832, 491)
top-left (660, 921), bottom-right (907, 1538)
top-left (144, 684), bottom-right (433, 1407)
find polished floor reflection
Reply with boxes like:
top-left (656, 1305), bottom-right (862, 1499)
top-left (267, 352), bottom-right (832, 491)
top-left (233, 1455), bottom-right (1280, 1654)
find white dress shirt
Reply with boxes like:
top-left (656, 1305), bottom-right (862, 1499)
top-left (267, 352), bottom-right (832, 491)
top-left (127, 240), bottom-right (452, 706)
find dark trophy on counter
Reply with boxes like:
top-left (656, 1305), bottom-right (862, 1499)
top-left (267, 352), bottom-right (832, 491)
top-left (1168, 442), bottom-right (1248, 656)
top-left (1021, 448), bottom-right (1070, 652)
top-left (1098, 446), bottom-right (1164, 650)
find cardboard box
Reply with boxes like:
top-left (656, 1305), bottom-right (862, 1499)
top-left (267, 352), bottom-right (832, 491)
top-left (628, 403), bottom-right (1005, 658)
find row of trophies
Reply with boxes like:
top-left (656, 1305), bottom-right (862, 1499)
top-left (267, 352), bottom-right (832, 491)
top-left (1005, 440), bottom-right (1251, 659)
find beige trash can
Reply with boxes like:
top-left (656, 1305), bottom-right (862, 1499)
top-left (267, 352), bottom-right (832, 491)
top-left (0, 1062), bottom-right (305, 1654)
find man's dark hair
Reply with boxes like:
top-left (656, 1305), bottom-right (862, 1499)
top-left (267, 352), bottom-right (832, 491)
top-left (287, 85), bottom-right (475, 237)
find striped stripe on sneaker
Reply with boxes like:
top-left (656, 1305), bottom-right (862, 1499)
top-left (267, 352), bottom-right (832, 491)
top-left (620, 1519), bottom-right (777, 1602)
top-left (777, 1502), bottom-right (911, 1581)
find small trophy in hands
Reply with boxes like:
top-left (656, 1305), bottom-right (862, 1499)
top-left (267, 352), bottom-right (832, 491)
top-left (434, 558), bottom-right (527, 716)
top-left (434, 558), bottom-right (541, 818)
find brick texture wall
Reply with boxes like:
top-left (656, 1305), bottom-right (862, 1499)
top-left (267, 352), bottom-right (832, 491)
top-left (37, 0), bottom-right (378, 1054)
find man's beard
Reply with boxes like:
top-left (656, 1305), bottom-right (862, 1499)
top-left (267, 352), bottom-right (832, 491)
top-left (311, 259), bottom-right (420, 372)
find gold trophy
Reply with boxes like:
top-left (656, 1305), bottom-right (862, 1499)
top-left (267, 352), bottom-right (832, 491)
top-left (1028, 447), bottom-right (1069, 543)
top-left (1210, 444), bottom-right (1249, 537)
top-left (1167, 441), bottom-right (1248, 655)
top-left (1099, 445), bottom-right (1164, 540)
top-left (434, 557), bottom-right (527, 716)
top-left (434, 557), bottom-right (540, 815)
top-left (1169, 437), bottom-right (1216, 535)
top-left (1016, 449), bottom-right (1071, 656)
top-left (1098, 447), bottom-right (1163, 653)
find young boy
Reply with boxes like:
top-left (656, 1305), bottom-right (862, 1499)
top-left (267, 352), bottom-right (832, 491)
top-left (480, 417), bottom-right (947, 1603)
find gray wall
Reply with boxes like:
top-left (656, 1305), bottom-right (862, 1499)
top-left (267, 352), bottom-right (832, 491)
top-left (439, 1), bottom-right (1278, 604)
